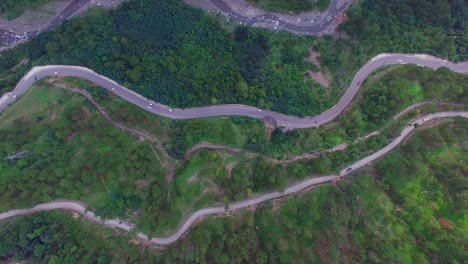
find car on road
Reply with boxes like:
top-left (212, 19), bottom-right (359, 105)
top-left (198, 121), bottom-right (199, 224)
top-left (346, 167), bottom-right (352, 172)
top-left (168, 109), bottom-right (173, 112)
top-left (397, 59), bottom-right (403, 63)
top-left (258, 109), bottom-right (262, 112)
top-left (111, 88), bottom-right (115, 91)
top-left (54, 71), bottom-right (58, 74)
top-left (147, 106), bottom-right (152, 109)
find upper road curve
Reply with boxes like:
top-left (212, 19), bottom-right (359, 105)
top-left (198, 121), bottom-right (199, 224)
top-left (193, 0), bottom-right (351, 34)
top-left (1, 53), bottom-right (467, 129)
top-left (1, 0), bottom-right (342, 47)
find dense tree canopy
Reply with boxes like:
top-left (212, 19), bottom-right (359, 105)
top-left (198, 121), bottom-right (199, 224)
top-left (246, 0), bottom-right (331, 12)
top-left (344, 0), bottom-right (466, 60)
top-left (1, 0), bottom-right (329, 116)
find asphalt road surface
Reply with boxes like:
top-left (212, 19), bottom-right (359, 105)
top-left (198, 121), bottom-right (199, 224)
top-left (1, 53), bottom-right (467, 129)
top-left (209, 0), bottom-right (350, 34)
top-left (0, 0), bottom-right (90, 46)
top-left (1, 111), bottom-right (466, 245)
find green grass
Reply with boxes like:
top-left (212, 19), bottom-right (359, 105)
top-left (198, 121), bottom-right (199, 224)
top-left (0, 85), bottom-right (167, 215)
top-left (0, 82), bottom-right (465, 262)
top-left (157, 120), bottom-right (467, 263)
top-left (0, 70), bottom-right (465, 237)
top-left (0, 85), bottom-right (63, 126)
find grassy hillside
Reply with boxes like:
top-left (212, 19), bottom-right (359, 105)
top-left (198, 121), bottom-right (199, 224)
top-left (155, 119), bottom-right (468, 263)
top-left (1, 119), bottom-right (466, 263)
top-left (0, 60), bottom-right (465, 234)
top-left (0, 81), bottom-right (333, 235)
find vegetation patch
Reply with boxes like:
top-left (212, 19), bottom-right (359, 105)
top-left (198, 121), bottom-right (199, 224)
top-left (246, 0), bottom-right (331, 13)
top-left (0, 0), bottom-right (53, 20)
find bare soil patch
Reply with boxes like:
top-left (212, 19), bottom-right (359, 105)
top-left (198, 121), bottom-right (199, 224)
top-left (67, 131), bottom-right (78, 143)
top-left (304, 48), bottom-right (330, 88)
top-left (225, 162), bottom-right (237, 179)
top-left (81, 106), bottom-right (91, 117)
top-left (12, 58), bottom-right (29, 70)
top-left (50, 111), bottom-right (57, 121)
top-left (187, 173), bottom-right (199, 183)
top-left (437, 218), bottom-right (453, 230)
top-left (135, 179), bottom-right (151, 188)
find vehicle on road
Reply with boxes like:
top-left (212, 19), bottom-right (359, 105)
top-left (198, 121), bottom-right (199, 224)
top-left (346, 167), bottom-right (352, 172)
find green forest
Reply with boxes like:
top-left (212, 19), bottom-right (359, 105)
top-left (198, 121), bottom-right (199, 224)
top-left (246, 0), bottom-right (331, 12)
top-left (1, 0), bottom-right (466, 117)
top-left (0, 0), bottom-right (467, 262)
top-left (344, 0), bottom-right (466, 61)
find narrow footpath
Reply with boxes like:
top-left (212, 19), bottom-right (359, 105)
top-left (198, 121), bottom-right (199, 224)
top-left (1, 111), bottom-right (466, 246)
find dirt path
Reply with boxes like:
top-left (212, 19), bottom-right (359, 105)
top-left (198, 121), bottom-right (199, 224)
top-left (51, 81), bottom-right (172, 170)
top-left (1, 111), bottom-right (465, 246)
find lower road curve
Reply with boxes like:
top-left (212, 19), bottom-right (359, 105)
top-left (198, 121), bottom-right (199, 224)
top-left (1, 53), bottom-right (467, 129)
top-left (1, 111), bottom-right (466, 245)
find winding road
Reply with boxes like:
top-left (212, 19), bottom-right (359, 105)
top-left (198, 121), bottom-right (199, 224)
top-left (205, 0), bottom-right (350, 34)
top-left (0, 51), bottom-right (467, 246)
top-left (1, 111), bottom-right (466, 245)
top-left (0, 0), bottom-right (466, 251)
top-left (1, 53), bottom-right (467, 129)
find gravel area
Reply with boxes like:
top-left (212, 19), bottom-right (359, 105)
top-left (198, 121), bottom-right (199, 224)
top-left (0, 0), bottom-right (71, 34)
